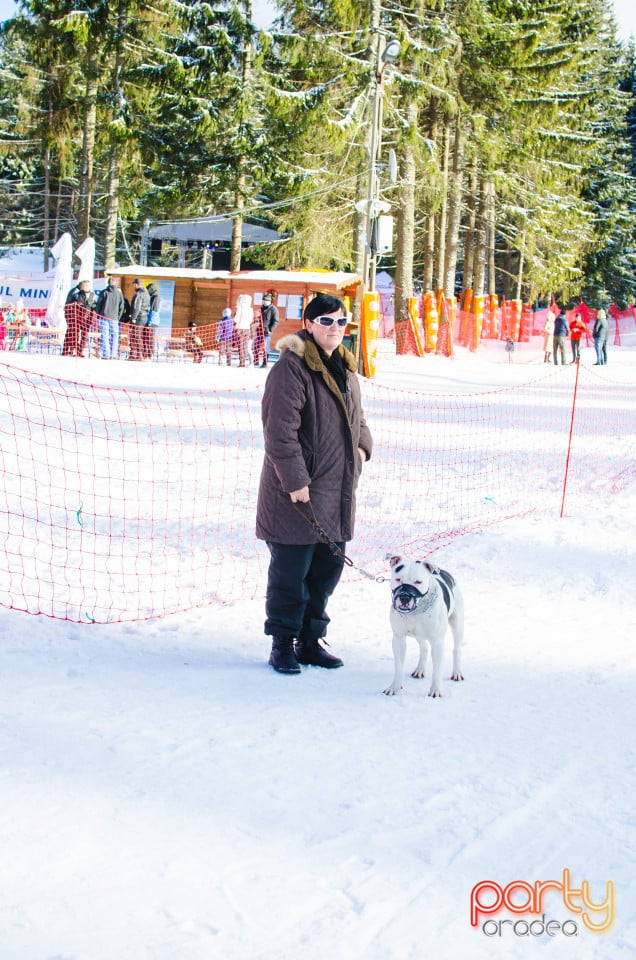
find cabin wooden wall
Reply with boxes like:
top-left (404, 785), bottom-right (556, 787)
top-left (115, 275), bottom-right (360, 342)
top-left (192, 283), bottom-right (228, 328)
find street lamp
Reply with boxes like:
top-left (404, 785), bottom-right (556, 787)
top-left (362, 35), bottom-right (401, 293)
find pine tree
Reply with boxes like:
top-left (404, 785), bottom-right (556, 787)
top-left (0, 3), bottom-right (81, 263)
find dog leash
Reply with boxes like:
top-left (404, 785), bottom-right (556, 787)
top-left (293, 500), bottom-right (389, 583)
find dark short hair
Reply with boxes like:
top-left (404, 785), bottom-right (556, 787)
top-left (188, 321), bottom-right (196, 327)
top-left (304, 293), bottom-right (346, 322)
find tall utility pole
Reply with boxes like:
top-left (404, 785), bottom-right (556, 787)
top-left (230, 0), bottom-right (253, 273)
top-left (360, 27), bottom-right (400, 292)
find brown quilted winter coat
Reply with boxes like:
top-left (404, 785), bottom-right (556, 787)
top-left (256, 331), bottom-right (373, 545)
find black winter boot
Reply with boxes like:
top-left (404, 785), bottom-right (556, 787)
top-left (294, 638), bottom-right (343, 669)
top-left (269, 637), bottom-right (301, 674)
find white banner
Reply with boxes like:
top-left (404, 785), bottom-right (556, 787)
top-left (0, 277), bottom-right (55, 308)
top-left (75, 237), bottom-right (95, 285)
top-left (45, 233), bottom-right (74, 329)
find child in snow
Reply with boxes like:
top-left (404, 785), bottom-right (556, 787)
top-left (185, 321), bottom-right (203, 363)
top-left (216, 308), bottom-right (234, 366)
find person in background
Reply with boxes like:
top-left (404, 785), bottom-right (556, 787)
top-left (234, 294), bottom-right (253, 367)
top-left (553, 309), bottom-right (568, 365)
top-left (63, 279), bottom-right (97, 357)
top-left (251, 309), bottom-right (266, 367)
top-left (256, 292), bottom-right (373, 675)
top-left (128, 278), bottom-right (150, 361)
top-left (143, 282), bottom-right (161, 360)
top-left (569, 310), bottom-right (586, 363)
top-left (96, 277), bottom-right (125, 360)
top-left (543, 309), bottom-right (555, 363)
top-left (592, 309), bottom-right (608, 365)
top-left (185, 320), bottom-right (203, 363)
top-left (259, 293), bottom-right (279, 368)
top-left (216, 307), bottom-right (234, 366)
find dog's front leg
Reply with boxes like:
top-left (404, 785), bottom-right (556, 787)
top-left (449, 595), bottom-right (465, 682)
top-left (451, 643), bottom-right (464, 682)
top-left (411, 638), bottom-right (428, 679)
top-left (428, 637), bottom-right (444, 698)
top-left (384, 633), bottom-right (407, 695)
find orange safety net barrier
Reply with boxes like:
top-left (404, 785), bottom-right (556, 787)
top-left (395, 297), bottom-right (425, 357)
top-left (1, 361), bottom-right (634, 623)
top-left (360, 292), bottom-right (381, 377)
top-left (423, 292), bottom-right (438, 352)
top-left (12, 302), bottom-right (632, 363)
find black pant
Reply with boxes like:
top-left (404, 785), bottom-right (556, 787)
top-left (265, 541), bottom-right (345, 641)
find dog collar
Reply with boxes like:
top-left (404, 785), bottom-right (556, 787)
top-left (391, 583), bottom-right (437, 616)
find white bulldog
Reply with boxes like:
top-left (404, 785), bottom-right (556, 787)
top-left (384, 556), bottom-right (465, 698)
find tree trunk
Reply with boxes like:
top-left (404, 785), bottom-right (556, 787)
top-left (486, 180), bottom-right (496, 296)
top-left (394, 100), bottom-right (417, 325)
top-left (230, 0), bottom-right (253, 272)
top-left (434, 119), bottom-right (450, 292)
top-left (443, 114), bottom-right (464, 297)
top-left (422, 104), bottom-right (438, 292)
top-left (353, 169), bottom-right (367, 277)
top-left (78, 58), bottom-right (98, 243)
top-left (230, 166), bottom-right (246, 272)
top-left (54, 181), bottom-right (63, 245)
top-left (43, 96), bottom-right (53, 272)
top-left (462, 157), bottom-right (478, 295)
top-left (516, 231), bottom-right (526, 300)
top-left (502, 247), bottom-right (512, 300)
top-left (103, 150), bottom-right (121, 271)
top-left (472, 174), bottom-right (489, 296)
top-left (103, 0), bottom-right (127, 270)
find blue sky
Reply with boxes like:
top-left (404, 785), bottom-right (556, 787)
top-left (613, 0), bottom-right (636, 40)
top-left (0, 1), bottom-right (634, 44)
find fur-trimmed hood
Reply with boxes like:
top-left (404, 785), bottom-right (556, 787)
top-left (276, 331), bottom-right (358, 372)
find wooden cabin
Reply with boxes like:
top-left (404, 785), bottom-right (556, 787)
top-left (107, 266), bottom-right (362, 345)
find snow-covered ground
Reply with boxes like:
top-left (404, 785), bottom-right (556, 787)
top-left (0, 245), bottom-right (52, 277)
top-left (1, 336), bottom-right (634, 959)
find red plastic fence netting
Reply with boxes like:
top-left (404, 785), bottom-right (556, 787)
top-left (0, 303), bottom-right (267, 363)
top-left (1, 362), bottom-right (634, 622)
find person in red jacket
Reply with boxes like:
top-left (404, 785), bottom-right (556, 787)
top-left (569, 311), bottom-right (586, 363)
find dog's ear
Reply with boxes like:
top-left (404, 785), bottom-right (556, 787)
top-left (387, 554), bottom-right (402, 568)
top-left (424, 561), bottom-right (439, 574)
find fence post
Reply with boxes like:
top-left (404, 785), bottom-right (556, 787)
top-left (560, 360), bottom-right (581, 517)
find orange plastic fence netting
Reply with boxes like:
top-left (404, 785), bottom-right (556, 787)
top-left (1, 362), bottom-right (634, 623)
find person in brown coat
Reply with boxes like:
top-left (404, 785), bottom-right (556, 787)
top-left (256, 293), bottom-right (373, 674)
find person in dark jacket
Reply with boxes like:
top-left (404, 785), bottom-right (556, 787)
top-left (62, 280), bottom-right (97, 357)
top-left (128, 278), bottom-right (150, 361)
top-left (259, 293), bottom-right (279, 368)
top-left (553, 309), bottom-right (569, 365)
top-left (143, 282), bottom-right (161, 360)
top-left (256, 293), bottom-right (373, 674)
top-left (593, 309), bottom-right (608, 365)
top-left (96, 278), bottom-right (125, 359)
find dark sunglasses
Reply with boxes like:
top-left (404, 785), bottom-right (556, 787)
top-left (311, 316), bottom-right (348, 327)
